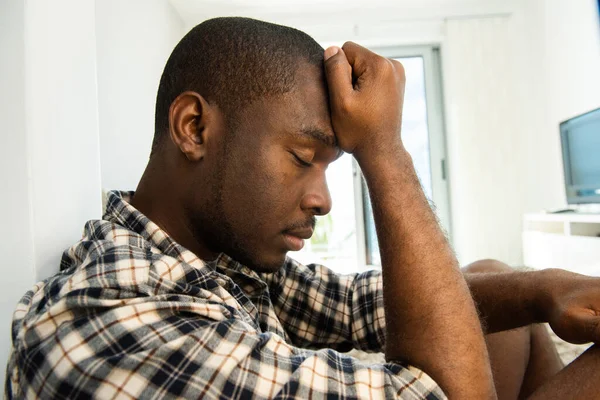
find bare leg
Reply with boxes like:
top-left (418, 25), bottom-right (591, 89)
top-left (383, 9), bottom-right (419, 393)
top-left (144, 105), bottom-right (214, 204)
top-left (526, 344), bottom-right (598, 399)
top-left (518, 324), bottom-right (563, 398)
top-left (464, 260), bottom-right (564, 400)
top-left (485, 327), bottom-right (529, 400)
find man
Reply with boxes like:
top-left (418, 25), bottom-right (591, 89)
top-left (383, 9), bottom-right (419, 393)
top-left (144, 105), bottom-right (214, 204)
top-left (6, 17), bottom-right (600, 399)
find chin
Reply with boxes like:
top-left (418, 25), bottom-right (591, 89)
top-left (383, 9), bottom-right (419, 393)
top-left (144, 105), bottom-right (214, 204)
top-left (218, 238), bottom-right (285, 273)
top-left (248, 258), bottom-right (286, 274)
top-left (240, 252), bottom-right (287, 274)
top-left (254, 264), bottom-right (285, 274)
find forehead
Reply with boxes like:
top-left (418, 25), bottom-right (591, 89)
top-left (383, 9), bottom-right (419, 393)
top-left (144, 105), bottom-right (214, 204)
top-left (286, 64), bottom-right (333, 128)
top-left (235, 63), bottom-right (335, 142)
top-left (287, 63), bottom-right (331, 125)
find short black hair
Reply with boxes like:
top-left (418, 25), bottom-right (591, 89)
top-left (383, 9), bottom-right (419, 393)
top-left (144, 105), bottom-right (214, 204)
top-left (152, 17), bottom-right (324, 154)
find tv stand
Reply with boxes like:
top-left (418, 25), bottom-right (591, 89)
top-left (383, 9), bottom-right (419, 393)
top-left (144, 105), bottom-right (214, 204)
top-left (523, 212), bottom-right (600, 276)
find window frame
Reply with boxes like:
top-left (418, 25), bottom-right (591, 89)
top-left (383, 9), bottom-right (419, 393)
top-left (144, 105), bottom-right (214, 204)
top-left (353, 45), bottom-right (451, 269)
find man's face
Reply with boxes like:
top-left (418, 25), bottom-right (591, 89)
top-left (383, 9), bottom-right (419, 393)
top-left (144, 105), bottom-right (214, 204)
top-left (195, 63), bottom-right (341, 273)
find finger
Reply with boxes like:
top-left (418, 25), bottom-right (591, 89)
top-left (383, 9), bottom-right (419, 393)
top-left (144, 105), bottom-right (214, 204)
top-left (341, 41), bottom-right (380, 80)
top-left (562, 310), bottom-right (600, 344)
top-left (390, 59), bottom-right (406, 81)
top-left (583, 315), bottom-right (600, 343)
top-left (323, 46), bottom-right (353, 110)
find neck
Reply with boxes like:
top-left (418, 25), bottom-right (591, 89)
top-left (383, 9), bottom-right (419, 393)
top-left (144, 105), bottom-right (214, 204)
top-left (130, 156), bottom-right (218, 262)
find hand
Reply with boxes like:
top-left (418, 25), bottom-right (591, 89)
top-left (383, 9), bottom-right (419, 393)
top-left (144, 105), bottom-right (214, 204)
top-left (542, 269), bottom-right (600, 344)
top-left (323, 42), bottom-right (406, 160)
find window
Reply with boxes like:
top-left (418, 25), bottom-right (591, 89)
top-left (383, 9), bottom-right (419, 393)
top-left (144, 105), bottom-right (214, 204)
top-left (289, 152), bottom-right (359, 274)
top-left (290, 46), bottom-right (449, 272)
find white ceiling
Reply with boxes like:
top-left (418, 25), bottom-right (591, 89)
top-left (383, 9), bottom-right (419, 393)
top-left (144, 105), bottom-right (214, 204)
top-left (169, 0), bottom-right (517, 31)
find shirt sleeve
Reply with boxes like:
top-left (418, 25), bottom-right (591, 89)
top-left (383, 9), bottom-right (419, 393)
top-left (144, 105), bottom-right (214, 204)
top-left (7, 287), bottom-right (445, 400)
top-left (262, 258), bottom-right (387, 353)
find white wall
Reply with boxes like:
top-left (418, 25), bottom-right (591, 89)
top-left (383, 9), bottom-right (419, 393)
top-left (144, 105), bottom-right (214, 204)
top-left (538, 0), bottom-right (600, 203)
top-left (26, 0), bottom-right (103, 281)
top-left (95, 0), bottom-right (185, 191)
top-left (0, 0), bottom-right (35, 388)
top-left (0, 0), bottom-right (103, 387)
top-left (443, 16), bottom-right (531, 265)
top-left (442, 0), bottom-right (600, 265)
top-left (0, 0), bottom-right (184, 387)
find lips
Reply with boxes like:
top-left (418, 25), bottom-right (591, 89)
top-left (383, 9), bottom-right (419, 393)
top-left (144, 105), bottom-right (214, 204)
top-left (284, 227), bottom-right (314, 240)
top-left (282, 227), bottom-right (314, 251)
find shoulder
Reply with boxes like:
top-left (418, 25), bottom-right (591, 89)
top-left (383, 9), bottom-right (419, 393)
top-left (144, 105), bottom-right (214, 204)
top-left (11, 218), bottom-right (217, 348)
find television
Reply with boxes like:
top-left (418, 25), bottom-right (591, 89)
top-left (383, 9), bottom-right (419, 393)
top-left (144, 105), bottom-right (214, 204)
top-left (560, 107), bottom-right (600, 205)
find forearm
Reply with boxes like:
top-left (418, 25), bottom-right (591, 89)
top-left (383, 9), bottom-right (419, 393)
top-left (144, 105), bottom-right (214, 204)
top-left (358, 146), bottom-right (495, 399)
top-left (465, 270), bottom-right (545, 334)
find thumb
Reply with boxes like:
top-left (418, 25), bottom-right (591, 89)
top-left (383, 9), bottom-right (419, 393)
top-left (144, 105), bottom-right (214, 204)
top-left (556, 308), bottom-right (600, 344)
top-left (323, 46), bottom-right (353, 112)
top-left (581, 313), bottom-right (600, 343)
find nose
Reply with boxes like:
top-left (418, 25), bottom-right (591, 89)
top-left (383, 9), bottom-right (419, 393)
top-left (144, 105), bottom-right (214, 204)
top-left (300, 172), bottom-right (332, 216)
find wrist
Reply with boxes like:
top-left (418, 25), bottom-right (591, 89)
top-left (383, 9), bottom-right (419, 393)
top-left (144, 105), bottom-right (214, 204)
top-left (353, 139), bottom-right (409, 175)
top-left (533, 268), bottom-right (567, 323)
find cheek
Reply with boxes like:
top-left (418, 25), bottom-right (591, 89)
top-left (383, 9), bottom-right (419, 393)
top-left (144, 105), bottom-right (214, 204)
top-left (222, 152), bottom-right (283, 219)
top-left (229, 152), bottom-right (302, 226)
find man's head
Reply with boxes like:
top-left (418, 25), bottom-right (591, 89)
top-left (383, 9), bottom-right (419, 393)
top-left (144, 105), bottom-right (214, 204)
top-left (153, 17), bottom-right (326, 153)
top-left (145, 17), bottom-right (341, 272)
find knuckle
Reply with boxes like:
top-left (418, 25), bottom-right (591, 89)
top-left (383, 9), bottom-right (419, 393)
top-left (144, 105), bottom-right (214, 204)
top-left (374, 56), bottom-right (392, 71)
top-left (325, 58), bottom-right (343, 72)
top-left (592, 319), bottom-right (600, 339)
top-left (463, 259), bottom-right (512, 274)
top-left (325, 58), bottom-right (352, 78)
top-left (342, 41), bottom-right (358, 53)
top-left (338, 97), bottom-right (353, 115)
top-left (391, 59), bottom-right (406, 78)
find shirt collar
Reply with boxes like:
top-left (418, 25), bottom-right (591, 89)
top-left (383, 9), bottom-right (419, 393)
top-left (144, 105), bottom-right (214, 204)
top-left (103, 190), bottom-right (266, 285)
top-left (103, 190), bottom-right (210, 271)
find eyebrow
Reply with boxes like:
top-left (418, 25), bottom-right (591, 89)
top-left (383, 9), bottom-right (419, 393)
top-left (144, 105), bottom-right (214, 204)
top-left (298, 127), bottom-right (337, 148)
top-left (296, 127), bottom-right (344, 160)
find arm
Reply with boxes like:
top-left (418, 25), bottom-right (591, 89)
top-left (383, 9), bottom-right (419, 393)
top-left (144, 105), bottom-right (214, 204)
top-left (465, 269), bottom-right (542, 334)
top-left (263, 258), bottom-right (386, 352)
top-left (466, 268), bottom-right (600, 345)
top-left (324, 43), bottom-right (495, 399)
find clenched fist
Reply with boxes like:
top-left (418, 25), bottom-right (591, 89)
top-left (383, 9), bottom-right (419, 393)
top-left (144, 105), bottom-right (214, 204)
top-left (542, 269), bottom-right (600, 345)
top-left (323, 42), bottom-right (406, 160)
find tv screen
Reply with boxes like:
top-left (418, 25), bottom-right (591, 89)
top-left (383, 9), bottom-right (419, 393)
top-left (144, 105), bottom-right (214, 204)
top-left (560, 107), bottom-right (600, 204)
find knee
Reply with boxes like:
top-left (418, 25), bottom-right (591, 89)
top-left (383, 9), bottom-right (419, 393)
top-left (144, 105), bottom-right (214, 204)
top-left (462, 259), bottom-right (514, 274)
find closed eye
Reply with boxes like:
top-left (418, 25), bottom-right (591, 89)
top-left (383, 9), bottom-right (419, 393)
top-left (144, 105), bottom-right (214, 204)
top-left (291, 152), bottom-right (312, 168)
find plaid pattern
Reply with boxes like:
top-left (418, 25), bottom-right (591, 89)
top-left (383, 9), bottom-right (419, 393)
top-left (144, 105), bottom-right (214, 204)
top-left (6, 191), bottom-right (445, 399)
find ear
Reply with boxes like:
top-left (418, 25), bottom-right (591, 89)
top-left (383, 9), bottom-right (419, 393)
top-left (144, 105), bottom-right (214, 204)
top-left (168, 91), bottom-right (214, 162)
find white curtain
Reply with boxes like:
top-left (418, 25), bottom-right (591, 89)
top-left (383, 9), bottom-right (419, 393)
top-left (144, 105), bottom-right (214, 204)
top-left (443, 16), bottom-right (532, 266)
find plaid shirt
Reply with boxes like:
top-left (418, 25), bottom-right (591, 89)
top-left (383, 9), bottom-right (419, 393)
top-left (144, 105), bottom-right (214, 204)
top-left (6, 191), bottom-right (445, 399)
